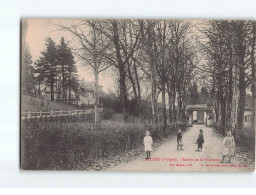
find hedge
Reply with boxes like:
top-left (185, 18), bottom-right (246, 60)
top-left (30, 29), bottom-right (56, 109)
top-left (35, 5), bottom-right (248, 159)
top-left (236, 127), bottom-right (255, 151)
top-left (21, 120), bottom-right (187, 170)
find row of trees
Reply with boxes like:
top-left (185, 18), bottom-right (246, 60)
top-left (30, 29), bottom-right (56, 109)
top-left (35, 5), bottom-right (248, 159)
top-left (58, 20), bottom-right (197, 127)
top-left (198, 20), bottom-right (256, 136)
top-left (22, 37), bottom-right (79, 102)
top-left (23, 20), bottom-right (255, 135)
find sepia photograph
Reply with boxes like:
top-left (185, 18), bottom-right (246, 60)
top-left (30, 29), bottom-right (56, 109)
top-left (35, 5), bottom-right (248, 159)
top-left (20, 19), bottom-right (255, 172)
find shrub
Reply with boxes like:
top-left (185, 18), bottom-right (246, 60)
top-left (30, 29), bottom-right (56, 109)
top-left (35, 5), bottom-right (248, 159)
top-left (21, 119), bottom-right (187, 170)
top-left (101, 108), bottom-right (114, 120)
top-left (237, 127), bottom-right (255, 151)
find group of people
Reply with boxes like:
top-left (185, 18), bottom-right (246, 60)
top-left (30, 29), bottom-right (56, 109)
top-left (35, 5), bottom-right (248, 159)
top-left (143, 128), bottom-right (236, 163)
top-left (177, 128), bottom-right (204, 152)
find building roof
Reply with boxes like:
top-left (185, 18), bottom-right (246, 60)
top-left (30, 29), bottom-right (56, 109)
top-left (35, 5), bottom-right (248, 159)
top-left (79, 80), bottom-right (94, 92)
top-left (186, 104), bottom-right (207, 109)
top-left (186, 104), bottom-right (211, 111)
top-left (79, 79), bottom-right (103, 93)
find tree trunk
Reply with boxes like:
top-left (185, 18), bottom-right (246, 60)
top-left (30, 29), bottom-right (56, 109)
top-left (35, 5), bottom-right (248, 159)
top-left (38, 83), bottom-right (41, 98)
top-left (235, 22), bottom-right (246, 144)
top-left (62, 65), bottom-right (66, 101)
top-left (177, 89), bottom-right (182, 122)
top-left (172, 84), bottom-right (177, 122)
top-left (127, 62), bottom-right (138, 105)
top-left (146, 21), bottom-right (158, 124)
top-left (150, 75), bottom-right (157, 123)
top-left (161, 79), bottom-right (167, 134)
top-left (50, 77), bottom-right (54, 101)
top-left (168, 88), bottom-right (173, 123)
top-left (94, 68), bottom-right (100, 125)
top-left (251, 22), bottom-right (256, 132)
top-left (220, 97), bottom-right (226, 135)
top-left (69, 78), bottom-right (71, 103)
top-left (112, 21), bottom-right (128, 123)
top-left (215, 96), bottom-right (220, 128)
top-left (149, 58), bottom-right (158, 123)
top-left (133, 59), bottom-right (141, 114)
top-left (226, 50), bottom-right (233, 131)
top-left (237, 66), bottom-right (246, 133)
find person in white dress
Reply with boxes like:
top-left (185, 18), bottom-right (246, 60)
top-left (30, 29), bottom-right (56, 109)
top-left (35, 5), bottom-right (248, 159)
top-left (144, 131), bottom-right (153, 159)
top-left (220, 131), bottom-right (236, 164)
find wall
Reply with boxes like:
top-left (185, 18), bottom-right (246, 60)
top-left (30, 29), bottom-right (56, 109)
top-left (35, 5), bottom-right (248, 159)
top-left (244, 109), bottom-right (252, 128)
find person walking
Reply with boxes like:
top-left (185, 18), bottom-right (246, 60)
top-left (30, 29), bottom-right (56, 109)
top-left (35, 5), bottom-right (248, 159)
top-left (177, 129), bottom-right (183, 150)
top-left (144, 131), bottom-right (153, 159)
top-left (196, 129), bottom-right (204, 152)
top-left (220, 131), bottom-right (235, 164)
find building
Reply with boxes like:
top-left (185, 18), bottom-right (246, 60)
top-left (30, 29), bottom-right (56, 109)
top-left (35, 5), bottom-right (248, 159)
top-left (186, 104), bottom-right (215, 127)
top-left (244, 95), bottom-right (253, 128)
top-left (78, 79), bottom-right (103, 106)
top-left (44, 70), bottom-right (103, 106)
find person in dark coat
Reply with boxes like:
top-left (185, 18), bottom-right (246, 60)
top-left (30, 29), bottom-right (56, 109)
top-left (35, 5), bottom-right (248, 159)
top-left (196, 129), bottom-right (204, 152)
top-left (177, 129), bottom-right (183, 150)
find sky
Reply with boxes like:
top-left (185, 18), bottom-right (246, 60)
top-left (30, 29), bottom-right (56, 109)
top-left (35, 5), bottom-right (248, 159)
top-left (24, 19), bottom-right (116, 93)
top-left (24, 19), bottom-right (227, 98)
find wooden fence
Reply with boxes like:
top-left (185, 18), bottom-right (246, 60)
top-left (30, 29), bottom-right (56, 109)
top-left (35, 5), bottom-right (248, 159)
top-left (21, 108), bottom-right (103, 120)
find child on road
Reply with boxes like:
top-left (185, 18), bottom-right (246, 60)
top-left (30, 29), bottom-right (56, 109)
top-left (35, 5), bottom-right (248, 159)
top-left (144, 131), bottom-right (153, 159)
top-left (220, 131), bottom-right (235, 164)
top-left (196, 129), bottom-right (204, 152)
top-left (177, 129), bottom-right (183, 150)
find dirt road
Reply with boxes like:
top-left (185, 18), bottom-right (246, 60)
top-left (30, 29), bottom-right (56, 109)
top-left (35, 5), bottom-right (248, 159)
top-left (106, 124), bottom-right (254, 172)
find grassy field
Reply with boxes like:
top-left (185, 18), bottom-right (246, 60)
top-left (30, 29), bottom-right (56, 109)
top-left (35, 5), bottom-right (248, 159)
top-left (21, 95), bottom-right (81, 112)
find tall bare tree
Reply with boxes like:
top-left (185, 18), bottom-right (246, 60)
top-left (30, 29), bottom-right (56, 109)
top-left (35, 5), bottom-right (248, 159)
top-left (251, 21), bottom-right (256, 132)
top-left (59, 20), bottom-right (112, 125)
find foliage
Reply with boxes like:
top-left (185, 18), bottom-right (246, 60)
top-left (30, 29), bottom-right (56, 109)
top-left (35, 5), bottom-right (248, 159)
top-left (22, 46), bottom-right (35, 96)
top-left (199, 21), bottom-right (255, 134)
top-left (188, 82), bottom-right (200, 104)
top-left (236, 127), bottom-right (255, 151)
top-left (57, 37), bottom-right (78, 101)
top-left (21, 119), bottom-right (187, 170)
top-left (101, 108), bottom-right (114, 120)
top-left (199, 86), bottom-right (210, 104)
top-left (34, 37), bottom-right (78, 101)
top-left (35, 38), bottom-right (58, 98)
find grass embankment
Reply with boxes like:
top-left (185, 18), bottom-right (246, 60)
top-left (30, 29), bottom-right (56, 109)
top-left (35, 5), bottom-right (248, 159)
top-left (21, 95), bottom-right (81, 112)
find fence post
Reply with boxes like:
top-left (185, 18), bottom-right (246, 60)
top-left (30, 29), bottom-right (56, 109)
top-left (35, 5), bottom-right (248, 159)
top-left (60, 110), bottom-right (62, 116)
top-left (40, 111), bottom-right (42, 117)
top-left (75, 110), bottom-right (77, 115)
top-left (51, 110), bottom-right (53, 116)
top-left (28, 111), bottom-right (31, 118)
top-left (68, 110), bottom-right (70, 115)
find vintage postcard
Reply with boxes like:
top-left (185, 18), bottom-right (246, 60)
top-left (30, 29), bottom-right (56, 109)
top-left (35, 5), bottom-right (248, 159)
top-left (21, 19), bottom-right (255, 171)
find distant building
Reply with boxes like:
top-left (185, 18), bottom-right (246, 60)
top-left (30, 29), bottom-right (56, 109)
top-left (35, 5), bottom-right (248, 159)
top-left (186, 104), bottom-right (215, 127)
top-left (78, 79), bottom-right (103, 106)
top-left (44, 69), bottom-right (103, 106)
top-left (244, 95), bottom-right (252, 128)
top-left (231, 94), bottom-right (253, 129)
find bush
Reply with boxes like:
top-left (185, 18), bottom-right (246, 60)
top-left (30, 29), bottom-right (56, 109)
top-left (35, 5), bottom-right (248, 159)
top-left (81, 104), bottom-right (94, 109)
top-left (21, 119), bottom-right (187, 170)
top-left (101, 108), bottom-right (114, 120)
top-left (237, 127), bottom-right (255, 151)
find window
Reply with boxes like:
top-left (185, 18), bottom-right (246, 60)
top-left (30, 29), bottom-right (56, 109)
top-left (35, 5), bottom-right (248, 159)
top-left (245, 115), bottom-right (251, 122)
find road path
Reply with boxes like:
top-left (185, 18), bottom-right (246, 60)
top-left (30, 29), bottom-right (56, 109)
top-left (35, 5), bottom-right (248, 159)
top-left (106, 124), bottom-right (254, 172)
